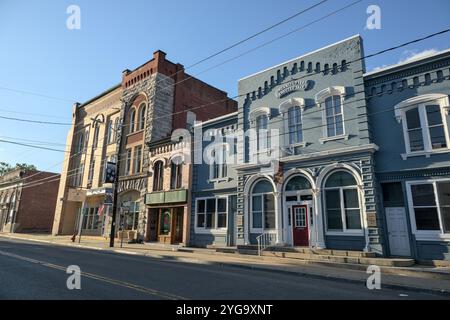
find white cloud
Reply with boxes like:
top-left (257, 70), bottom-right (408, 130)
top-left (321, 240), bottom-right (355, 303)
top-left (369, 48), bottom-right (445, 73)
top-left (398, 49), bottom-right (442, 64)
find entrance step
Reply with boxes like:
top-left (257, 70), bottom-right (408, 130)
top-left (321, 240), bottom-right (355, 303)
top-left (261, 250), bottom-right (415, 267)
top-left (265, 246), bottom-right (376, 258)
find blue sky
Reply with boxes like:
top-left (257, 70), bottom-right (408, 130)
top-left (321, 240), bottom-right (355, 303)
top-left (1, 0), bottom-right (449, 172)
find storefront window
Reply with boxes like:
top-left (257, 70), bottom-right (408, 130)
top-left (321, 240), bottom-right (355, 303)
top-left (251, 180), bottom-right (275, 231)
top-left (195, 197), bottom-right (228, 230)
top-left (410, 181), bottom-right (450, 233)
top-left (324, 171), bottom-right (362, 232)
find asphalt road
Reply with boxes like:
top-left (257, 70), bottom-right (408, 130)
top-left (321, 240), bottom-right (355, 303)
top-left (0, 237), bottom-right (446, 300)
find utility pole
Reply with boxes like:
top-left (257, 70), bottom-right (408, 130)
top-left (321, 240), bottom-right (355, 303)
top-left (109, 109), bottom-right (125, 248)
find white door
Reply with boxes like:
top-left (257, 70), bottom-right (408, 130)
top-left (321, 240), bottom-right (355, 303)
top-left (386, 207), bottom-right (411, 257)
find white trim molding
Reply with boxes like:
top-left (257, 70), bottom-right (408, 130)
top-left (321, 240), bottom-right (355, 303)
top-left (394, 94), bottom-right (450, 159)
top-left (315, 86), bottom-right (346, 106)
top-left (249, 107), bottom-right (271, 122)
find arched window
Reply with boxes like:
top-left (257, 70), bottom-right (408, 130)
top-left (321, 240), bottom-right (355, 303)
top-left (106, 119), bottom-right (113, 144)
top-left (251, 180), bottom-right (275, 231)
top-left (324, 171), bottom-right (362, 232)
top-left (129, 108), bottom-right (136, 134)
top-left (170, 157), bottom-right (183, 189)
top-left (138, 104), bottom-right (146, 131)
top-left (114, 118), bottom-right (119, 142)
top-left (286, 176), bottom-right (311, 191)
top-left (93, 125), bottom-right (100, 149)
top-left (153, 161), bottom-right (164, 191)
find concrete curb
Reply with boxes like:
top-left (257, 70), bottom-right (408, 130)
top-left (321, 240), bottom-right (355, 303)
top-left (1, 234), bottom-right (450, 297)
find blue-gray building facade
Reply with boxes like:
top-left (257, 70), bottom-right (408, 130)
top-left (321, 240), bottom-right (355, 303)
top-left (366, 50), bottom-right (450, 260)
top-left (189, 113), bottom-right (239, 247)
top-left (188, 36), bottom-right (450, 261)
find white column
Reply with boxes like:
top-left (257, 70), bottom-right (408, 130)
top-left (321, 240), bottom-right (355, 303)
top-left (313, 189), bottom-right (326, 249)
top-left (275, 192), bottom-right (283, 245)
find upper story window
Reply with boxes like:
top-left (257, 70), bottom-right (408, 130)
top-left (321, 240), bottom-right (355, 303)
top-left (125, 149), bottom-right (132, 176)
top-left (93, 125), bottom-right (100, 149)
top-left (315, 86), bottom-right (347, 143)
top-left (170, 158), bottom-right (183, 189)
top-left (106, 119), bottom-right (114, 144)
top-left (210, 145), bottom-right (228, 181)
top-left (325, 95), bottom-right (344, 137)
top-left (394, 94), bottom-right (449, 158)
top-left (76, 132), bottom-right (84, 154)
top-left (249, 107), bottom-right (271, 152)
top-left (138, 104), bottom-right (146, 131)
top-left (256, 114), bottom-right (269, 150)
top-left (129, 108), bottom-right (136, 134)
top-left (153, 160), bottom-right (164, 191)
top-left (133, 146), bottom-right (142, 174)
top-left (280, 98), bottom-right (304, 147)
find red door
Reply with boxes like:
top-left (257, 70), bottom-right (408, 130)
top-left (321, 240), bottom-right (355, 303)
top-left (292, 206), bottom-right (309, 246)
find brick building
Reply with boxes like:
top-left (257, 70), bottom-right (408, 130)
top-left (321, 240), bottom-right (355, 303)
top-left (0, 169), bottom-right (60, 233)
top-left (52, 50), bottom-right (237, 239)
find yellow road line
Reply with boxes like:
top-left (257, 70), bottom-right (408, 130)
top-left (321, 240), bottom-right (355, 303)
top-left (0, 249), bottom-right (188, 300)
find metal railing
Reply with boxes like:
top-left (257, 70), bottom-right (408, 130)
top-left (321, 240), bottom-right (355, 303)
top-left (256, 232), bottom-right (276, 256)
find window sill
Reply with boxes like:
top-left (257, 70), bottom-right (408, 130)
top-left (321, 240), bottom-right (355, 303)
top-left (319, 134), bottom-right (349, 144)
top-left (208, 177), bottom-right (231, 184)
top-left (194, 228), bottom-right (228, 235)
top-left (401, 148), bottom-right (450, 160)
top-left (326, 231), bottom-right (364, 236)
top-left (250, 228), bottom-right (277, 234)
top-left (256, 148), bottom-right (273, 156)
top-left (413, 232), bottom-right (450, 242)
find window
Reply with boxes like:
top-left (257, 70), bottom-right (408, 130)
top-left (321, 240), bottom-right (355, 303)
top-left (408, 181), bottom-right (450, 236)
top-left (125, 149), bottom-right (132, 175)
top-left (251, 180), bottom-right (275, 231)
top-left (114, 118), bottom-right (119, 142)
top-left (324, 171), bottom-right (362, 233)
top-left (285, 175), bottom-right (311, 191)
top-left (73, 164), bottom-right (84, 187)
top-left (129, 108), bottom-right (136, 134)
top-left (170, 160), bottom-right (183, 189)
top-left (87, 159), bottom-right (95, 184)
top-left (153, 161), bottom-right (164, 191)
top-left (133, 146), bottom-right (142, 174)
top-left (76, 132), bottom-right (84, 154)
top-left (138, 104), bottom-right (146, 131)
top-left (325, 96), bottom-right (344, 137)
top-left (210, 146), bottom-right (228, 180)
top-left (256, 114), bottom-right (269, 150)
top-left (106, 119), bottom-right (113, 144)
top-left (83, 130), bottom-right (89, 152)
top-left (196, 197), bottom-right (227, 231)
top-left (93, 125), bottom-right (100, 149)
top-left (395, 95), bottom-right (449, 156)
top-left (287, 106), bottom-right (303, 145)
top-left (125, 202), bottom-right (139, 231)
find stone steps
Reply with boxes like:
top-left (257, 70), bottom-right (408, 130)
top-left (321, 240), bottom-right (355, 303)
top-left (226, 245), bottom-right (415, 267)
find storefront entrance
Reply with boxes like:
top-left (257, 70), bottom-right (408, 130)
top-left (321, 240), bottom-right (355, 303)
top-left (146, 207), bottom-right (184, 244)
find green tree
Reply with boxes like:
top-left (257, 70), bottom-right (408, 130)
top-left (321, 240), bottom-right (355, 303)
top-left (0, 162), bottom-right (37, 176)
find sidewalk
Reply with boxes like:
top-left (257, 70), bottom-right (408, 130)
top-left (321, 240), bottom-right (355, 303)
top-left (1, 232), bottom-right (450, 296)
